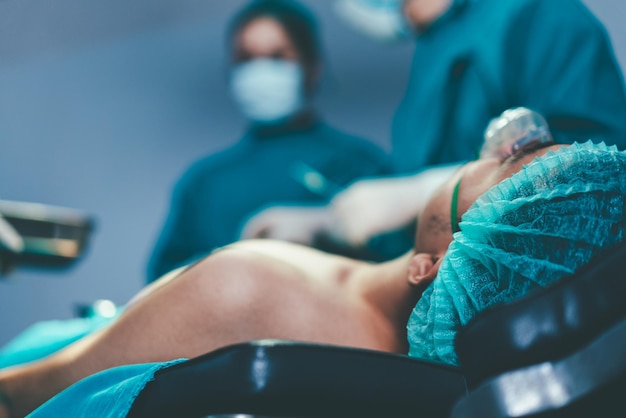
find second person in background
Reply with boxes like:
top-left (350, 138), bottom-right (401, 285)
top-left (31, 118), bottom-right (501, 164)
top-left (147, 0), bottom-right (390, 282)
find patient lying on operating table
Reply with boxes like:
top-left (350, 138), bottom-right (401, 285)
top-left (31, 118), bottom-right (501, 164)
top-left (1, 140), bottom-right (625, 417)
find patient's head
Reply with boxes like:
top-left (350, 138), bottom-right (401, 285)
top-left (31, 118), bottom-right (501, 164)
top-left (409, 140), bottom-right (562, 282)
top-left (407, 141), bottom-right (626, 364)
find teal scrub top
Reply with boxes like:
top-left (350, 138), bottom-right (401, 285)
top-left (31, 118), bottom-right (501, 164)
top-left (147, 118), bottom-right (390, 282)
top-left (391, 0), bottom-right (626, 172)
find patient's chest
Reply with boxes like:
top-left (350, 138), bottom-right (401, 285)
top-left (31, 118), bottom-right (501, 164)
top-left (212, 240), bottom-right (397, 351)
top-left (225, 239), bottom-right (362, 287)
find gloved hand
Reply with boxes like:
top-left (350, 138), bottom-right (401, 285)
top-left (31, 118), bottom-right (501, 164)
top-left (239, 205), bottom-right (332, 246)
top-left (240, 164), bottom-right (460, 249)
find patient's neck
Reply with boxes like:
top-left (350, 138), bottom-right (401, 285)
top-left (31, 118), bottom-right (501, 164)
top-left (359, 252), bottom-right (419, 335)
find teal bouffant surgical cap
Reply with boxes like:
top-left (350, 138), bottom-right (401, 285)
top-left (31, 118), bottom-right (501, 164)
top-left (407, 141), bottom-right (626, 365)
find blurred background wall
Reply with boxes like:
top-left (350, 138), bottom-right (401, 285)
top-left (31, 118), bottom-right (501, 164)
top-left (0, 0), bottom-right (624, 346)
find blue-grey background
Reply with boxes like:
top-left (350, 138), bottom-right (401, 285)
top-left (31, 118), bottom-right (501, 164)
top-left (0, 0), bottom-right (624, 346)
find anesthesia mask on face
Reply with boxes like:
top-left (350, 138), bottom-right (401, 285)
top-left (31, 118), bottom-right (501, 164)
top-left (334, 0), bottom-right (411, 43)
top-left (480, 107), bottom-right (553, 159)
top-left (230, 58), bottom-right (305, 124)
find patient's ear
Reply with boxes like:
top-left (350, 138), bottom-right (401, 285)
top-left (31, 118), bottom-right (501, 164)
top-left (408, 253), bottom-right (443, 288)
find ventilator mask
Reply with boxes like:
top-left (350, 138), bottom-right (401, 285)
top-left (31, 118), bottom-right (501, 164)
top-left (480, 107), bottom-right (553, 159)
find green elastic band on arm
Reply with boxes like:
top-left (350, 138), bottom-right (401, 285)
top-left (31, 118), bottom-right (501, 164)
top-left (450, 177), bottom-right (462, 234)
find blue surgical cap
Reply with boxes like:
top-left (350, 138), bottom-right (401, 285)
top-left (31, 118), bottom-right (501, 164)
top-left (407, 141), bottom-right (626, 365)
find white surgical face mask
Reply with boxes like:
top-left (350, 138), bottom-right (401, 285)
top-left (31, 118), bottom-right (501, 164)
top-left (334, 0), bottom-right (410, 43)
top-left (230, 58), bottom-right (305, 124)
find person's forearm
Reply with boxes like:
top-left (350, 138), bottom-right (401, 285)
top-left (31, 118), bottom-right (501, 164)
top-left (400, 163), bottom-right (463, 217)
top-left (0, 256), bottom-right (230, 416)
top-left (327, 162), bottom-right (463, 247)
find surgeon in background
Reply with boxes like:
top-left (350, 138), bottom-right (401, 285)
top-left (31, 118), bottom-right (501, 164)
top-left (147, 0), bottom-right (390, 282)
top-left (242, 0), bottom-right (626, 255)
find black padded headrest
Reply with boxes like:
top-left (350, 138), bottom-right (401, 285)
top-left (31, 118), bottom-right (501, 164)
top-left (128, 340), bottom-right (467, 418)
top-left (455, 240), bottom-right (626, 387)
